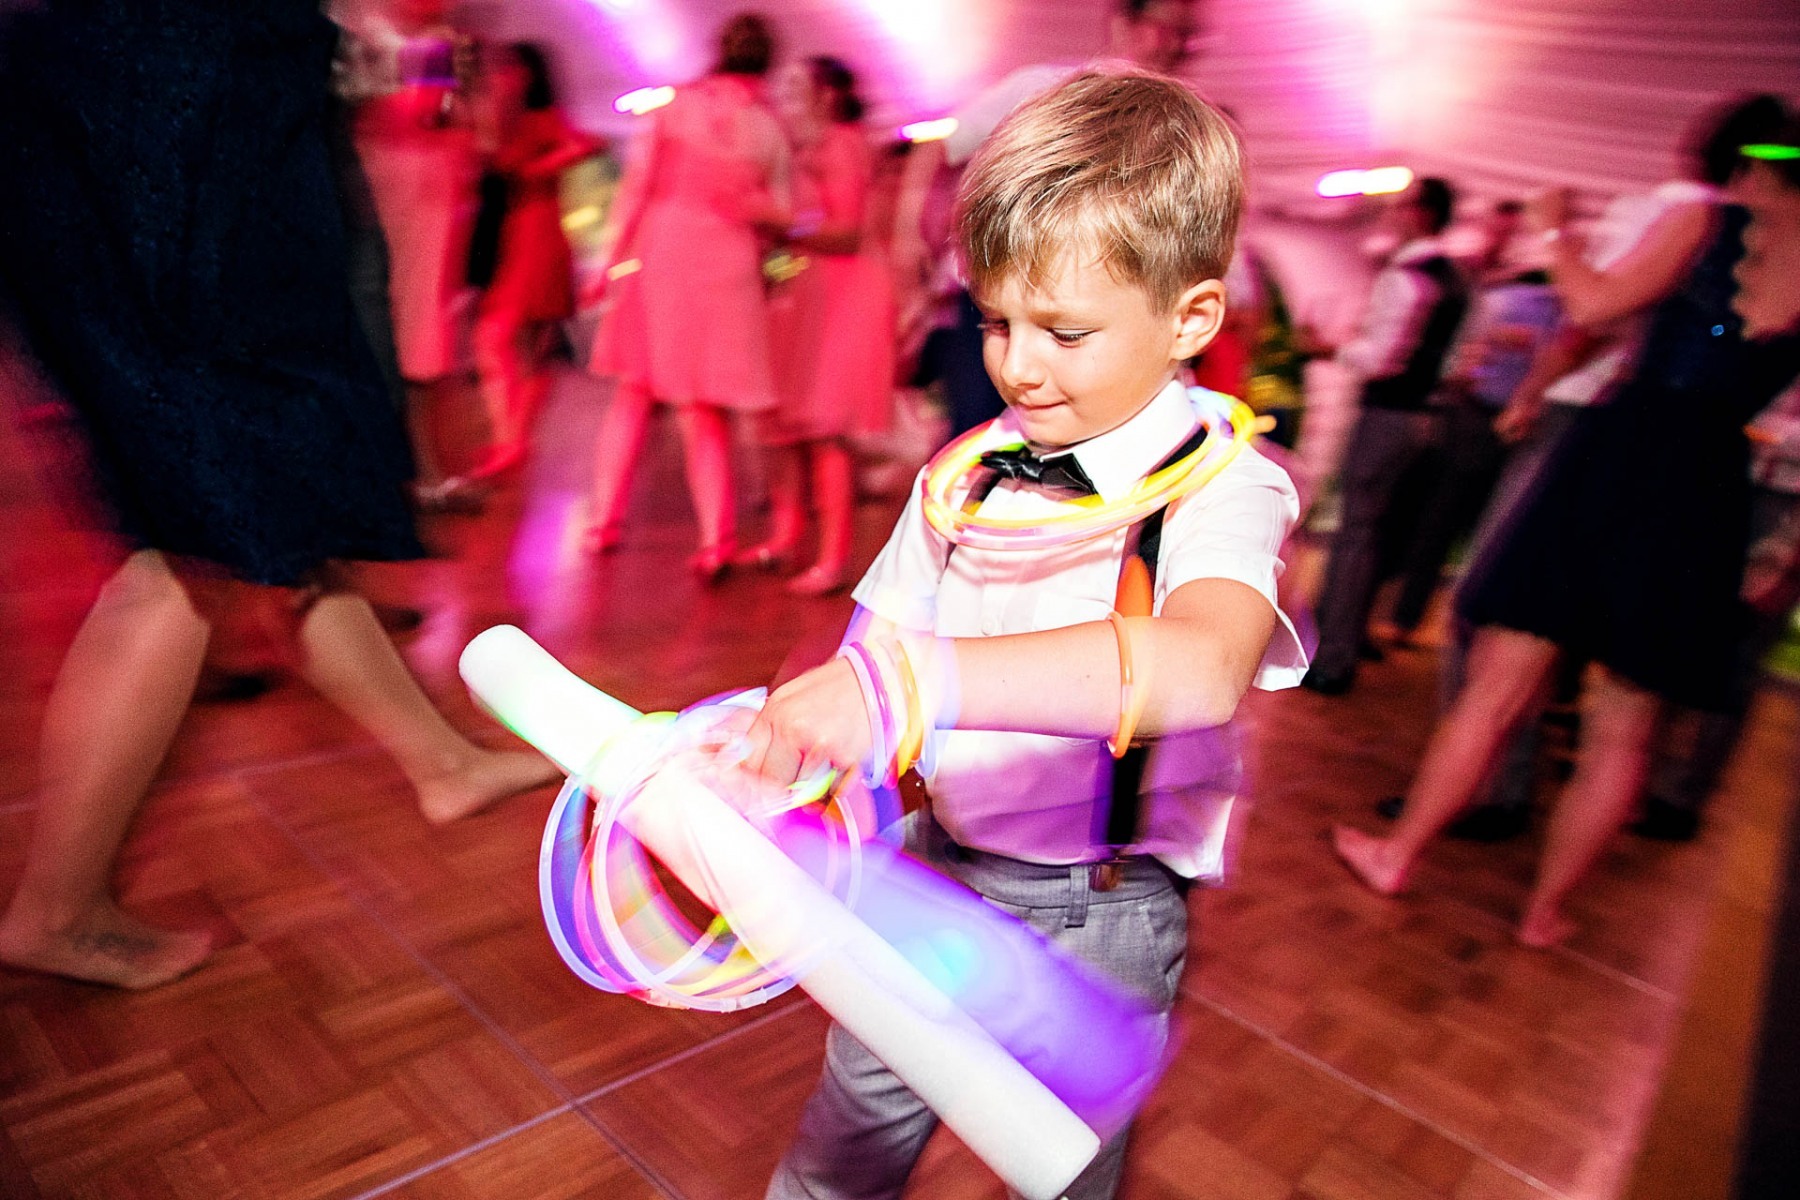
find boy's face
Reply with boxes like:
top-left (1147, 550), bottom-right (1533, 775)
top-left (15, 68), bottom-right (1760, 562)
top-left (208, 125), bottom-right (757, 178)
top-left (974, 255), bottom-right (1217, 449)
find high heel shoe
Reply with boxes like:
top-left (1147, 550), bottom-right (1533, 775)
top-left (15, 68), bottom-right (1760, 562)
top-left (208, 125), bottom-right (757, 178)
top-left (785, 563), bottom-right (847, 597)
top-left (581, 523), bottom-right (622, 556)
top-left (688, 544), bottom-right (733, 586)
top-left (731, 541), bottom-right (797, 572)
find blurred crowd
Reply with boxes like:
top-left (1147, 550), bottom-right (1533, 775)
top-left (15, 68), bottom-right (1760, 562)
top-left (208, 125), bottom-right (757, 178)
top-left (1298, 100), bottom-right (1800, 944)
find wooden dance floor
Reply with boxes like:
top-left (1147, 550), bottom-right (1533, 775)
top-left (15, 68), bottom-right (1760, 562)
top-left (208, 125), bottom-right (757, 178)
top-left (2, 368), bottom-right (1794, 1199)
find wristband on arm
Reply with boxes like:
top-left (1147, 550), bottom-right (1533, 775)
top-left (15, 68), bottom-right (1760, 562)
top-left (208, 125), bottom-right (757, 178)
top-left (838, 634), bottom-right (957, 787)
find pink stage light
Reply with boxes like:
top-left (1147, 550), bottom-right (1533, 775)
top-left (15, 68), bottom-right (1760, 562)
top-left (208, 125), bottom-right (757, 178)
top-left (614, 85), bottom-right (675, 116)
top-left (588, 0), bottom-right (694, 82)
top-left (899, 117), bottom-right (958, 143)
top-left (1315, 166), bottom-right (1414, 198)
top-left (864, 0), bottom-right (992, 115)
top-left (1315, 169), bottom-right (1366, 198)
top-left (1360, 166), bottom-right (1414, 195)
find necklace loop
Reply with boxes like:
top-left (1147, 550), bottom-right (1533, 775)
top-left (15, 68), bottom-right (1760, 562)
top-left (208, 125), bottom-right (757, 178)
top-left (920, 388), bottom-right (1259, 551)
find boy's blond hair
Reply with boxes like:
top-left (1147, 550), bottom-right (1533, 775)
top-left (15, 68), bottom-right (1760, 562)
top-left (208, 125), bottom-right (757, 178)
top-left (956, 69), bottom-right (1243, 312)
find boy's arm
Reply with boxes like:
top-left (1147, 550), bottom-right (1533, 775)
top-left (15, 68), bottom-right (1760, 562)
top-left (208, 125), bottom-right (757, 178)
top-left (743, 579), bottom-right (1277, 785)
top-left (953, 576), bottom-right (1275, 733)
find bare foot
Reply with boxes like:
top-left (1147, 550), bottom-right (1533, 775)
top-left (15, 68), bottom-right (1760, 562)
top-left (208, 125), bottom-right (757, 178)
top-left (785, 564), bottom-right (847, 597)
top-left (417, 748), bottom-right (560, 824)
top-left (1516, 905), bottom-right (1579, 949)
top-left (0, 903), bottom-right (213, 990)
top-left (1330, 824), bottom-right (1410, 896)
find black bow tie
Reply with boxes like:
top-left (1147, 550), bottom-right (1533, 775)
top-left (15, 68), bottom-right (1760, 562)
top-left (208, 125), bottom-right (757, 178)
top-left (977, 446), bottom-right (1099, 496)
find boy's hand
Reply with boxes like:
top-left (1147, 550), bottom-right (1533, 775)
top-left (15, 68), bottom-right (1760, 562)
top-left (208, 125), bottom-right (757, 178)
top-left (742, 658), bottom-right (873, 785)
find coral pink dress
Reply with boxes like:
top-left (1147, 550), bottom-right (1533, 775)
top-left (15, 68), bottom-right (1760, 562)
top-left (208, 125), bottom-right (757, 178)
top-left (482, 107), bottom-right (577, 324)
top-left (765, 124), bottom-right (897, 443)
top-left (590, 74), bottom-right (788, 411)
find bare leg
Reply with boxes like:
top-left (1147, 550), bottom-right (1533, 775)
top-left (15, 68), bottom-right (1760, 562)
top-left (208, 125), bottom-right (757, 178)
top-left (405, 377), bottom-right (451, 489)
top-left (512, 325), bottom-right (556, 456)
top-left (292, 582), bottom-right (556, 824)
top-left (585, 383), bottom-right (656, 551)
top-left (739, 443), bottom-right (804, 566)
top-left (1518, 669), bottom-right (1660, 947)
top-left (789, 439), bottom-right (854, 596)
top-left (0, 551), bottom-right (216, 989)
top-left (408, 376), bottom-right (487, 512)
top-left (471, 305), bottom-right (526, 478)
top-left (676, 403), bottom-right (736, 562)
top-left (1332, 627), bottom-right (1558, 894)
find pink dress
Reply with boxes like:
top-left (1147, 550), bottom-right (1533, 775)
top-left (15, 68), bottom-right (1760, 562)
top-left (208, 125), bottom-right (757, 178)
top-left (764, 125), bottom-right (897, 443)
top-left (590, 75), bottom-right (788, 411)
top-left (351, 34), bottom-right (477, 383)
top-left (482, 108), bottom-right (577, 324)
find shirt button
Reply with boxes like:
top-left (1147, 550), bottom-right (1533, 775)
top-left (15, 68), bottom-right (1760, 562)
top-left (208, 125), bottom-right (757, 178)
top-left (981, 617), bottom-right (1001, 635)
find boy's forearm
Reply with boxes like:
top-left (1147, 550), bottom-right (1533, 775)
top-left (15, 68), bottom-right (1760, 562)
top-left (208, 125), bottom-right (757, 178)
top-left (925, 582), bottom-right (1276, 739)
top-left (942, 623), bottom-right (1240, 737)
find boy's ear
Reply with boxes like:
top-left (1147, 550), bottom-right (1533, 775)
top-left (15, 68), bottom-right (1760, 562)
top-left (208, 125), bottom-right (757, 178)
top-left (1170, 279), bottom-right (1228, 361)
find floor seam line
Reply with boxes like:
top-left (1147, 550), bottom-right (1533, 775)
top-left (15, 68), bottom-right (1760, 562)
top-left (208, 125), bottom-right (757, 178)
top-left (344, 1104), bottom-right (573, 1200)
top-left (573, 1002), bottom-right (810, 1104)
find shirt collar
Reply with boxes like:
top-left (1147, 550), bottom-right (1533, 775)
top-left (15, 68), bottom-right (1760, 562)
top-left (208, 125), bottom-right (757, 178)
top-left (1022, 379), bottom-right (1199, 504)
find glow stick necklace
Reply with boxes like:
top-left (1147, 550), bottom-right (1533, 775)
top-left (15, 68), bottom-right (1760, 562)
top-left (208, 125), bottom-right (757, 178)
top-left (920, 388), bottom-right (1262, 551)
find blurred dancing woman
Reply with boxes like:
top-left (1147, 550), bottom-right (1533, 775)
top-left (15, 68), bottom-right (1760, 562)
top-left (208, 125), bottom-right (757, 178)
top-left (0, 1), bottom-right (555, 989)
top-left (340, 0), bottom-right (480, 508)
top-left (739, 57), bottom-right (895, 596)
top-left (1333, 119), bottom-right (1800, 948)
top-left (468, 42), bottom-right (600, 482)
top-left (586, 13), bottom-right (791, 580)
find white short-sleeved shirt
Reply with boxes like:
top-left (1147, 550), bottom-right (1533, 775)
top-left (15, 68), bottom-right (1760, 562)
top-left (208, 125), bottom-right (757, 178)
top-left (1336, 239), bottom-right (1450, 382)
top-left (853, 381), bottom-right (1308, 879)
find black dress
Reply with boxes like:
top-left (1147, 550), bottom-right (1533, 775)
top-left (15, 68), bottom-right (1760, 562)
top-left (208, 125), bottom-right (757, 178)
top-left (1458, 207), bottom-right (1800, 711)
top-left (0, 0), bottom-right (424, 587)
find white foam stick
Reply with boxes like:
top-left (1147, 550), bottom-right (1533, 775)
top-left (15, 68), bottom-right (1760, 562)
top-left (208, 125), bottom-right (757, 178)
top-left (630, 766), bottom-right (1098, 1200)
top-left (459, 626), bottom-right (640, 775)
top-left (459, 625), bottom-right (1098, 1200)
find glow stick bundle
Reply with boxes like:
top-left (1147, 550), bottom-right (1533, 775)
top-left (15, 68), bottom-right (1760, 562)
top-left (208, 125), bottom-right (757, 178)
top-left (459, 628), bottom-right (1171, 1200)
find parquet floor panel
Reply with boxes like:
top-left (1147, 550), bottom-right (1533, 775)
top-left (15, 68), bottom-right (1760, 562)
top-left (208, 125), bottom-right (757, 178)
top-left (375, 1110), bottom-right (667, 1200)
top-left (1, 368), bottom-right (1792, 1199)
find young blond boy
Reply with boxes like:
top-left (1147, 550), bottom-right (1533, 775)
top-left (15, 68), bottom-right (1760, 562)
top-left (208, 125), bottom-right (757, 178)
top-left (747, 69), bottom-right (1309, 1199)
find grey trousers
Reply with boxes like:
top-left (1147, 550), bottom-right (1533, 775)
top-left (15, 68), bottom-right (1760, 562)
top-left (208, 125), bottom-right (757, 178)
top-left (1311, 407), bottom-right (1442, 679)
top-left (765, 814), bottom-right (1190, 1200)
top-left (1652, 486), bottom-right (1800, 810)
